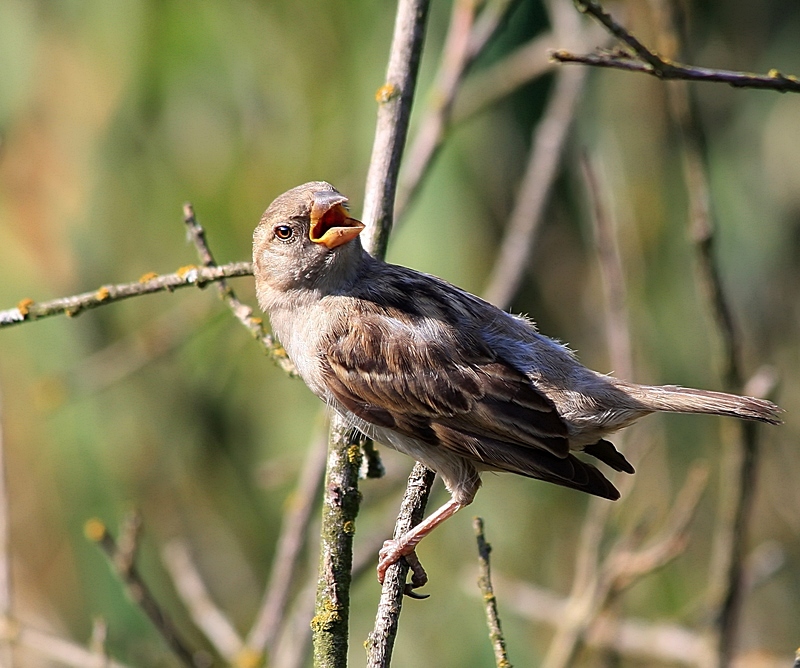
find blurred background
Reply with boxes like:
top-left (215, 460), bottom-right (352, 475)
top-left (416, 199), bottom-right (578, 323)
top-left (0, 0), bottom-right (798, 666)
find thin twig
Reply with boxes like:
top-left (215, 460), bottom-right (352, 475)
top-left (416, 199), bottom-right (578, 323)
top-left (395, 0), bottom-right (480, 218)
top-left (183, 204), bottom-right (296, 375)
top-left (483, 0), bottom-right (586, 309)
top-left (89, 618), bottom-right (110, 668)
top-left (360, 0), bottom-right (431, 259)
top-left (0, 619), bottom-right (132, 668)
top-left (552, 0), bottom-right (800, 93)
top-left (0, 263), bottom-right (252, 324)
top-left (85, 515), bottom-right (200, 668)
top-left (473, 517), bottom-right (512, 668)
top-left (366, 463), bottom-right (437, 668)
top-left (246, 431), bottom-right (328, 656)
top-left (161, 540), bottom-right (245, 664)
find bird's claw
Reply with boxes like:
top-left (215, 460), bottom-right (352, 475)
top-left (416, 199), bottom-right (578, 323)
top-left (377, 539), bottom-right (429, 598)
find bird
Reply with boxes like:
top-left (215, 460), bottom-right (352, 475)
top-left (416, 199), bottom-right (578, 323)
top-left (253, 181), bottom-right (782, 587)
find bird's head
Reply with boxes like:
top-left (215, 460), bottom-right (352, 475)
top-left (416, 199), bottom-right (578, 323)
top-left (253, 182), bottom-right (366, 299)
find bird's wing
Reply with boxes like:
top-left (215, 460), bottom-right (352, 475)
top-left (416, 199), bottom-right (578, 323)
top-left (322, 304), bottom-right (566, 446)
top-left (322, 308), bottom-right (618, 500)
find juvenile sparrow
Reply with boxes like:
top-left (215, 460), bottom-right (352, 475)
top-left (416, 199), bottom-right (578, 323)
top-left (253, 182), bottom-right (782, 584)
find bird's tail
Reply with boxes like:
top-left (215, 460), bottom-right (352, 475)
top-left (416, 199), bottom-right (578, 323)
top-left (619, 382), bottom-right (782, 425)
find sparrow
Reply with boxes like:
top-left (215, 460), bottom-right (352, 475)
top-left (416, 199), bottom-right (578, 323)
top-left (253, 181), bottom-right (782, 586)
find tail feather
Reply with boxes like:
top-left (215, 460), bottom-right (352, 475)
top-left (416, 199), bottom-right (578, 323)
top-left (623, 384), bottom-right (782, 425)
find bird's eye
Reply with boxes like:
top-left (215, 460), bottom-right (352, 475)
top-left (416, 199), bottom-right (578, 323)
top-left (274, 224), bottom-right (294, 241)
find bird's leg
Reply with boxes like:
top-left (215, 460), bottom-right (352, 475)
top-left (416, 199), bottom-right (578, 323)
top-left (377, 498), bottom-right (463, 584)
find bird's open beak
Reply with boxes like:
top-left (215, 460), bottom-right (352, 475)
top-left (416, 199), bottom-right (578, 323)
top-left (309, 191), bottom-right (365, 249)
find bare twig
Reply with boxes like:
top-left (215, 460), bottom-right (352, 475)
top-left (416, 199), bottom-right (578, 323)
top-left (85, 515), bottom-right (200, 668)
top-left (0, 263), bottom-right (252, 324)
top-left (183, 204), bottom-right (296, 375)
top-left (89, 618), bottom-right (110, 667)
top-left (246, 432), bottom-right (328, 656)
top-left (473, 517), bottom-right (512, 668)
top-left (360, 0), bottom-right (431, 259)
top-left (553, 0), bottom-right (800, 93)
top-left (483, 0), bottom-right (586, 309)
top-left (161, 540), bottom-right (245, 664)
top-left (366, 462), bottom-right (437, 668)
top-left (0, 619), bottom-right (132, 668)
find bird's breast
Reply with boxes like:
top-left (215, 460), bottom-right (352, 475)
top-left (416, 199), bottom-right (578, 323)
top-left (267, 302), bottom-right (331, 399)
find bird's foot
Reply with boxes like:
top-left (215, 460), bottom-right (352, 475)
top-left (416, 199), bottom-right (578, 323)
top-left (377, 540), bottom-right (429, 597)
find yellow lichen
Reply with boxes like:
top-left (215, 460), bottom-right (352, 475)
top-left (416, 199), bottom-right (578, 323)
top-left (347, 444), bottom-right (361, 464)
top-left (16, 298), bottom-right (34, 317)
top-left (95, 286), bottom-right (110, 301)
top-left (84, 518), bottom-right (107, 542)
top-left (343, 520), bottom-right (355, 535)
top-left (375, 83), bottom-right (397, 103)
top-left (177, 265), bottom-right (198, 278)
top-left (310, 600), bottom-right (341, 632)
top-left (138, 271), bottom-right (159, 283)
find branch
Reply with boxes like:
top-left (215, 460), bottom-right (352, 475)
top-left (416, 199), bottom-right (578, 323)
top-left (365, 462), bottom-right (436, 668)
top-left (0, 263), bottom-right (251, 323)
top-left (182, 205), bottom-right (296, 375)
top-left (85, 515), bottom-right (200, 668)
top-left (360, 0), bottom-right (431, 259)
top-left (160, 540), bottom-right (245, 664)
top-left (311, 417), bottom-right (365, 668)
top-left (473, 518), bottom-right (512, 668)
top-left (552, 0), bottom-right (800, 93)
top-left (0, 619), bottom-right (132, 668)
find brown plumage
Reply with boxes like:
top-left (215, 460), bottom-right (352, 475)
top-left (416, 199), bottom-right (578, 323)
top-left (253, 182), bottom-right (782, 585)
